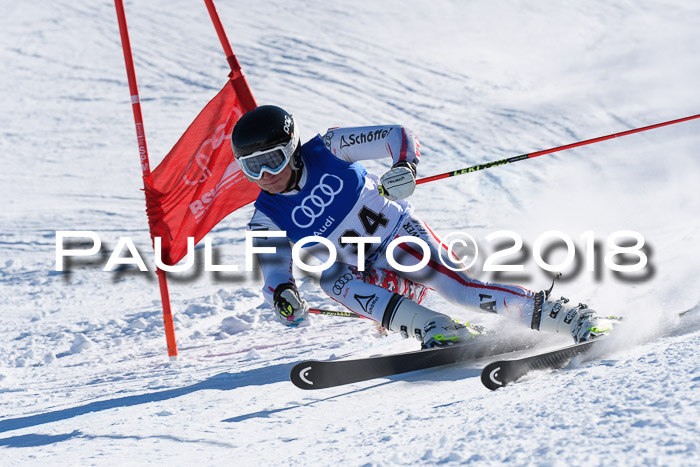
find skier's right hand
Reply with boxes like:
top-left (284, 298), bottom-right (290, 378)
top-left (273, 283), bottom-right (309, 327)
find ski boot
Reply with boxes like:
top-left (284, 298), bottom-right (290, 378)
top-left (386, 297), bottom-right (480, 349)
top-left (531, 276), bottom-right (618, 343)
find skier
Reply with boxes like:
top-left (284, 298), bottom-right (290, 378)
top-left (232, 105), bottom-right (615, 348)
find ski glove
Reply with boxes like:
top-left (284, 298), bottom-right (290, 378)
top-left (273, 283), bottom-right (309, 327)
top-left (380, 161), bottom-right (417, 201)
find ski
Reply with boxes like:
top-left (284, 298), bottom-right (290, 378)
top-left (480, 339), bottom-right (601, 390)
top-left (290, 336), bottom-right (540, 390)
top-left (479, 308), bottom-right (698, 390)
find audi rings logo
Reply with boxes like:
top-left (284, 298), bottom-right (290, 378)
top-left (332, 273), bottom-right (353, 295)
top-left (292, 174), bottom-right (344, 228)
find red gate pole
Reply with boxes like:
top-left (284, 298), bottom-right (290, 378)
top-left (203, 0), bottom-right (257, 110)
top-left (114, 0), bottom-right (178, 359)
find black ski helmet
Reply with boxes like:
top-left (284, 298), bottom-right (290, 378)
top-left (231, 105), bottom-right (302, 173)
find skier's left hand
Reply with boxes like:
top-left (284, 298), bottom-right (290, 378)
top-left (380, 161), bottom-right (417, 201)
top-left (273, 283), bottom-right (309, 327)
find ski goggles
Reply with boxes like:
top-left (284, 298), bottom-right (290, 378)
top-left (237, 136), bottom-right (298, 180)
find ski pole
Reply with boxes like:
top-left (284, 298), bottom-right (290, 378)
top-left (378, 113), bottom-right (700, 195)
top-left (309, 308), bottom-right (368, 319)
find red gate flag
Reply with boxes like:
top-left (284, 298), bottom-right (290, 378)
top-left (143, 80), bottom-right (260, 265)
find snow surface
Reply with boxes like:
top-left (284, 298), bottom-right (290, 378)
top-left (2, 0), bottom-right (700, 465)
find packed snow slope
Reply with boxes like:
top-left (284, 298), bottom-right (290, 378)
top-left (2, 0), bottom-right (700, 465)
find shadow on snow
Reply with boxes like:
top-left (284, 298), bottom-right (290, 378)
top-left (0, 363), bottom-right (293, 436)
top-left (222, 365), bottom-right (483, 423)
top-left (0, 351), bottom-right (506, 445)
top-left (0, 429), bottom-right (237, 449)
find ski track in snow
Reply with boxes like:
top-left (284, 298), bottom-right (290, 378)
top-left (2, 0), bottom-right (700, 465)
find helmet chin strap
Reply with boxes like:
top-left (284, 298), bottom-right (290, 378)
top-left (282, 158), bottom-right (303, 193)
top-left (281, 145), bottom-right (303, 193)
